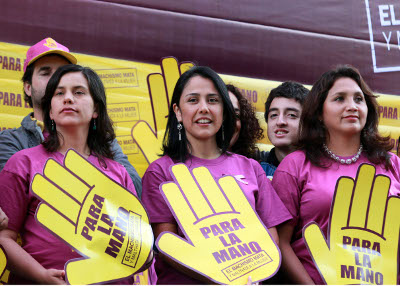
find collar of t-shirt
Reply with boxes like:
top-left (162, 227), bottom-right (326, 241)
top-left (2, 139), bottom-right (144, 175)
top-left (266, 147), bottom-right (280, 168)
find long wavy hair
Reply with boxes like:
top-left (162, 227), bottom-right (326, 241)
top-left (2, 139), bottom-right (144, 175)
top-left (227, 84), bottom-right (263, 158)
top-left (162, 66), bottom-right (236, 162)
top-left (42, 64), bottom-right (116, 163)
top-left (298, 65), bottom-right (393, 169)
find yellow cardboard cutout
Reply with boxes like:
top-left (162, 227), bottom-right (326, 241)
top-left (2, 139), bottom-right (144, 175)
top-left (303, 164), bottom-right (400, 285)
top-left (133, 270), bottom-right (149, 285)
top-left (157, 164), bottom-right (281, 284)
top-left (0, 246), bottom-right (7, 281)
top-left (131, 57), bottom-right (194, 164)
top-left (31, 149), bottom-right (153, 285)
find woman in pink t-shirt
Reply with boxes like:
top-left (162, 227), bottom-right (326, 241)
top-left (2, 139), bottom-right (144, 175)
top-left (272, 65), bottom-right (400, 284)
top-left (142, 66), bottom-right (291, 284)
top-left (0, 65), bottom-right (152, 284)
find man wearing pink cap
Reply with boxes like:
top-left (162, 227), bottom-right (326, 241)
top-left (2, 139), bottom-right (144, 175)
top-left (0, 38), bottom-right (142, 196)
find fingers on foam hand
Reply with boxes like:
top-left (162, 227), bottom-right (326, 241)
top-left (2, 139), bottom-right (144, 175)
top-left (65, 259), bottom-right (101, 285)
top-left (383, 196), bottom-right (400, 242)
top-left (171, 164), bottom-right (213, 218)
top-left (36, 204), bottom-right (77, 246)
top-left (0, 246), bottom-right (7, 274)
top-left (179, 62), bottom-right (195, 74)
top-left (193, 167), bottom-right (232, 213)
top-left (331, 177), bottom-right (354, 229)
top-left (43, 159), bottom-right (89, 203)
top-left (157, 232), bottom-right (194, 261)
top-left (303, 223), bottom-right (329, 264)
top-left (32, 174), bottom-right (81, 223)
top-left (218, 176), bottom-right (249, 212)
top-left (148, 73), bottom-right (169, 124)
top-left (349, 164), bottom-right (376, 227)
top-left (161, 182), bottom-right (196, 229)
top-left (64, 149), bottom-right (99, 184)
top-left (367, 175), bottom-right (391, 233)
top-left (161, 57), bottom-right (180, 98)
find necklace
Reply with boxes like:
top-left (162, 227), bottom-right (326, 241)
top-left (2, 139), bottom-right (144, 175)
top-left (323, 144), bottom-right (363, 165)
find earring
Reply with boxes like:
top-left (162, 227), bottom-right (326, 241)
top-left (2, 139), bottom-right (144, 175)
top-left (222, 124), bottom-right (225, 142)
top-left (93, 119), bottom-right (97, 131)
top-left (177, 123), bottom-right (182, 141)
top-left (51, 120), bottom-right (55, 131)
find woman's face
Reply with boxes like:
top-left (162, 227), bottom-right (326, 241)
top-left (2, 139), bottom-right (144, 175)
top-left (173, 75), bottom-right (223, 145)
top-left (50, 72), bottom-right (98, 129)
top-left (228, 91), bottom-right (241, 147)
top-left (322, 77), bottom-right (368, 139)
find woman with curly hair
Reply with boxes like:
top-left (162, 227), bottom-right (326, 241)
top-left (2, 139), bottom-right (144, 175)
top-left (226, 84), bottom-right (264, 158)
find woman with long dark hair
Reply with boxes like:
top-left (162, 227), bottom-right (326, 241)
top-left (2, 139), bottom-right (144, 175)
top-left (142, 66), bottom-right (291, 284)
top-left (272, 65), bottom-right (400, 284)
top-left (0, 65), bottom-right (146, 284)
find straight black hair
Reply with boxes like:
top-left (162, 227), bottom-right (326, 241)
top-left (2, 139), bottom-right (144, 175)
top-left (162, 66), bottom-right (235, 162)
top-left (42, 64), bottom-right (115, 163)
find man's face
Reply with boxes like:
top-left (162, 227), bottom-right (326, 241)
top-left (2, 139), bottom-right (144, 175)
top-left (24, 55), bottom-right (69, 108)
top-left (266, 97), bottom-right (302, 149)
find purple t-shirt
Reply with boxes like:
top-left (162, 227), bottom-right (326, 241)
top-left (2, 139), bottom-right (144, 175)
top-left (272, 150), bottom-right (400, 284)
top-left (142, 153), bottom-right (292, 285)
top-left (0, 144), bottom-right (148, 284)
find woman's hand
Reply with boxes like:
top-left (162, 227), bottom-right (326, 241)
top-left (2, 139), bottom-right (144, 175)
top-left (0, 229), bottom-right (65, 284)
top-left (0, 208), bottom-right (8, 230)
top-left (38, 268), bottom-right (66, 285)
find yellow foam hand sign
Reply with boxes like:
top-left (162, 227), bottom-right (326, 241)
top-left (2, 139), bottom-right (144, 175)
top-left (131, 57), bottom-right (194, 164)
top-left (157, 164), bottom-right (281, 284)
top-left (31, 149), bottom-right (153, 285)
top-left (0, 246), bottom-right (7, 280)
top-left (133, 270), bottom-right (149, 285)
top-left (303, 163), bottom-right (400, 285)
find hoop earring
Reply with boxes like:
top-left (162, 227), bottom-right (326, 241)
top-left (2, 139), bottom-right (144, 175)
top-left (93, 119), bottom-right (97, 131)
top-left (222, 124), bottom-right (225, 142)
top-left (51, 120), bottom-right (55, 131)
top-left (177, 123), bottom-right (182, 141)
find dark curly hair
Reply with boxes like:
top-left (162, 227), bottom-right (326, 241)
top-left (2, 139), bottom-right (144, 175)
top-left (227, 84), bottom-right (264, 159)
top-left (299, 65), bottom-right (393, 169)
top-left (41, 64), bottom-right (116, 164)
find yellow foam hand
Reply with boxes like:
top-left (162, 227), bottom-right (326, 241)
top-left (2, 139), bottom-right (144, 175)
top-left (133, 269), bottom-right (149, 285)
top-left (303, 163), bottom-right (400, 285)
top-left (31, 149), bottom-right (153, 285)
top-left (131, 57), bottom-right (194, 164)
top-left (157, 164), bottom-right (281, 285)
top-left (0, 246), bottom-right (7, 280)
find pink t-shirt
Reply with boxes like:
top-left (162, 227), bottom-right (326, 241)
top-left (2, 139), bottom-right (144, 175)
top-left (0, 145), bottom-right (155, 284)
top-left (142, 153), bottom-right (292, 285)
top-left (272, 150), bottom-right (400, 284)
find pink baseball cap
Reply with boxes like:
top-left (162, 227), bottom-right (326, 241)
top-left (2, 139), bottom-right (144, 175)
top-left (24, 37), bottom-right (77, 72)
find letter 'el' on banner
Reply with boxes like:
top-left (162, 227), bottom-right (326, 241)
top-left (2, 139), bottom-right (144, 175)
top-left (156, 164), bottom-right (281, 285)
top-left (303, 164), bottom-right (400, 285)
top-left (31, 149), bottom-right (153, 285)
